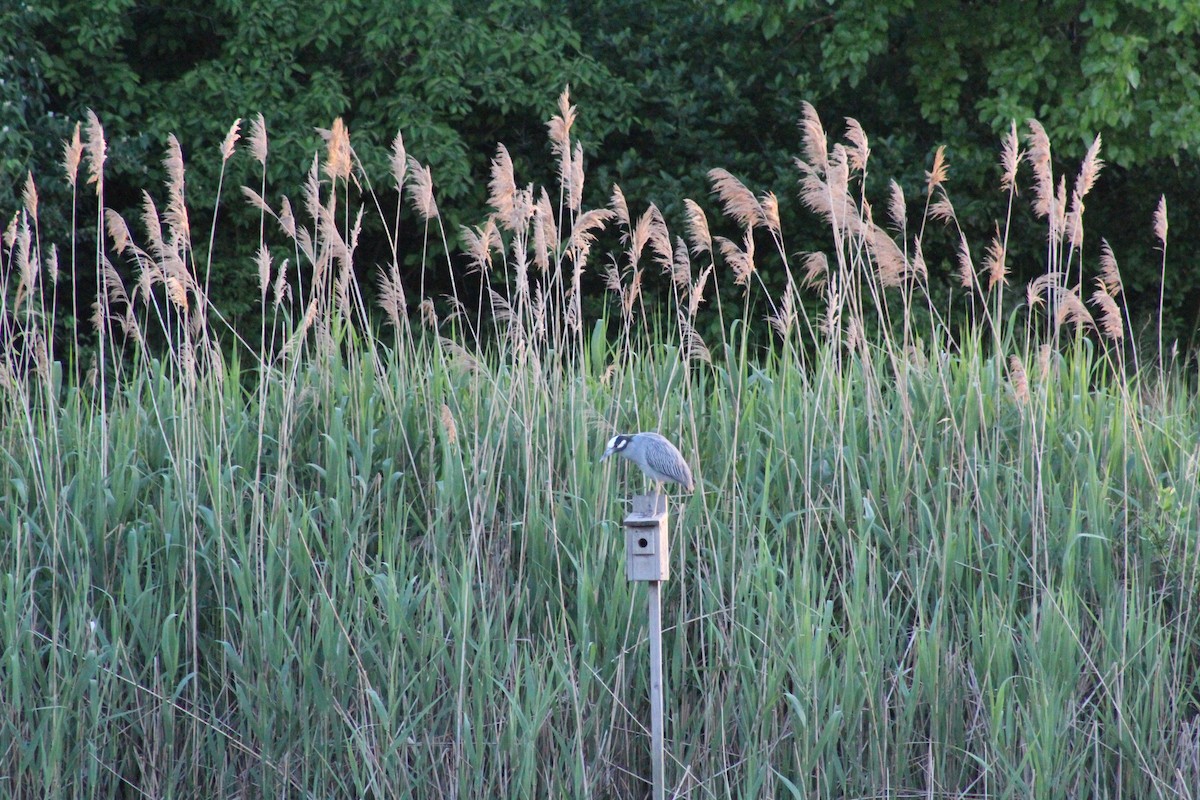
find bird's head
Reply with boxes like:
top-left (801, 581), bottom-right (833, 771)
top-left (600, 434), bottom-right (631, 462)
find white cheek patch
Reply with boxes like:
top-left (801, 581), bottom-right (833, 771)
top-left (615, 436), bottom-right (629, 451)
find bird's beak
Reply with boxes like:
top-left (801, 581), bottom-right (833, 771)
top-left (600, 447), bottom-right (614, 462)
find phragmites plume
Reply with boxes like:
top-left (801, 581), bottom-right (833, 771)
top-left (715, 229), bottom-right (755, 287)
top-left (256, 245), bottom-right (272, 297)
top-left (163, 135), bottom-right (190, 242)
top-left (929, 195), bottom-right (956, 224)
top-left (956, 235), bottom-right (975, 290)
top-left (407, 156), bottom-right (438, 220)
top-left (1154, 195), bottom-right (1168, 247)
top-left (984, 227), bottom-right (1008, 289)
top-left (868, 224), bottom-right (907, 287)
top-left (249, 113), bottom-right (269, 166)
top-left (610, 184), bottom-right (630, 229)
top-left (569, 142), bottom-right (584, 212)
top-left (323, 118), bottom-right (352, 182)
top-left (1075, 133), bottom-right (1103, 200)
top-left (760, 191), bottom-right (781, 235)
top-left (999, 120), bottom-right (1021, 193)
top-left (567, 208), bottom-right (613, 262)
top-left (644, 204), bottom-right (673, 275)
top-left (1054, 288), bottom-right (1094, 331)
top-left (220, 118), bottom-right (241, 163)
top-left (488, 145), bottom-right (518, 230)
top-left (533, 189), bottom-right (557, 272)
top-left (461, 218), bottom-right (499, 274)
top-left (548, 86), bottom-right (576, 191)
top-left (887, 180), bottom-right (907, 231)
top-left (1008, 355), bottom-right (1029, 404)
top-left (678, 316), bottom-right (712, 364)
top-left (278, 196), bottom-right (297, 239)
top-left (389, 130), bottom-right (407, 192)
top-left (671, 236), bottom-right (692, 288)
top-left (84, 110), bottom-right (107, 194)
top-left (22, 173), bottom-right (38, 223)
top-left (47, 244), bottom-right (58, 284)
top-left (925, 145), bottom-right (948, 195)
top-left (769, 280), bottom-right (798, 339)
top-left (141, 191), bottom-right (166, 259)
top-left (1091, 281), bottom-right (1124, 342)
top-left (844, 117), bottom-right (870, 173)
top-left (683, 199), bottom-right (712, 255)
top-left (63, 122), bottom-right (84, 189)
top-left (104, 209), bottom-right (132, 255)
top-left (376, 265), bottom-right (406, 330)
top-left (689, 263), bottom-right (713, 317)
top-left (1025, 119), bottom-right (1054, 219)
top-left (1097, 239), bottom-right (1122, 295)
top-left (1027, 271), bottom-right (1065, 309)
top-left (708, 168), bottom-right (764, 229)
top-left (799, 101), bottom-right (828, 173)
top-left (801, 251), bottom-right (828, 288)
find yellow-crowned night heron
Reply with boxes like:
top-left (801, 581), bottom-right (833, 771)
top-left (600, 432), bottom-right (694, 496)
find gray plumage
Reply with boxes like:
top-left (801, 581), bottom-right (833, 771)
top-left (600, 432), bottom-right (694, 494)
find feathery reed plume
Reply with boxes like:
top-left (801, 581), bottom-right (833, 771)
top-left (273, 259), bottom-right (290, 307)
top-left (628, 206), bottom-right (652, 267)
top-left (255, 245), bottom-right (271, 297)
top-left (984, 228), bottom-right (1008, 289)
top-left (1025, 119), bottom-right (1054, 218)
top-left (461, 218), bottom-right (499, 274)
top-left (925, 145), bottom-right (948, 195)
top-left (1000, 120), bottom-right (1021, 193)
top-left (439, 403), bottom-right (458, 445)
top-left (84, 110), bottom-right (106, 194)
top-left (679, 316), bottom-right (712, 363)
top-left (389, 130), bottom-right (406, 192)
top-left (63, 122), bottom-right (83, 189)
top-left (622, 267), bottom-right (644, 316)
top-left (1052, 175), bottom-right (1067, 244)
top-left (163, 135), bottom-right (190, 242)
top-left (929, 195), bottom-right (956, 224)
top-left (1154, 195), bottom-right (1168, 246)
top-left (1091, 281), bottom-right (1124, 341)
top-left (165, 275), bottom-right (189, 312)
top-left (407, 156), bottom-right (438, 220)
top-left (868, 224), bottom-right (906, 287)
top-left (240, 187), bottom-right (273, 219)
top-left (796, 152), bottom-right (858, 234)
top-left (3, 214), bottom-right (15, 248)
top-left (645, 204), bottom-right (673, 275)
top-left (488, 145), bottom-right (518, 229)
top-left (141, 191), bottom-right (166, 259)
top-left (569, 142), bottom-right (584, 212)
top-left (844, 117), bottom-right (870, 173)
top-left (221, 118), bottom-right (242, 163)
top-left (1027, 271), bottom-right (1064, 308)
top-left (610, 184), bottom-right (630, 230)
top-left (278, 196), bottom-right (297, 239)
top-left (887, 180), bottom-right (907, 230)
top-left (1054, 288), bottom-right (1094, 331)
top-left (1075, 133), bottom-right (1103, 200)
top-left (104, 209), bottom-right (132, 255)
top-left (47, 244), bottom-right (58, 284)
top-left (548, 86), bottom-right (576, 191)
top-left (956, 235), bottom-right (975, 289)
top-left (683, 199), bottom-right (712, 255)
top-left (533, 189), bottom-right (556, 272)
top-left (689, 264), bottom-right (713, 317)
top-left (799, 101), bottom-right (828, 173)
top-left (801, 251), bottom-right (828, 288)
top-left (602, 257), bottom-right (623, 296)
top-left (760, 191), bottom-right (781, 235)
top-left (249, 113), bottom-right (268, 166)
top-left (1008, 355), bottom-right (1029, 404)
top-left (376, 265), bottom-right (406, 330)
top-left (769, 280), bottom-right (797, 339)
top-left (323, 118), bottom-right (352, 182)
top-left (419, 298), bottom-right (438, 329)
top-left (670, 236), bottom-right (692, 288)
top-left (708, 168), bottom-right (764, 229)
top-left (567, 208), bottom-right (613, 262)
top-left (911, 238), bottom-right (927, 280)
top-left (22, 173), bottom-right (38, 223)
top-left (715, 230), bottom-right (755, 287)
top-left (1098, 239), bottom-right (1122, 295)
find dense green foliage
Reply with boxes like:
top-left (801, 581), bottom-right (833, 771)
top-left (2, 92), bottom-right (1199, 797)
top-left (5, 1), bottom-right (1199, 341)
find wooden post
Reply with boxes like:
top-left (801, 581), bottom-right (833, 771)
top-left (624, 493), bottom-right (668, 800)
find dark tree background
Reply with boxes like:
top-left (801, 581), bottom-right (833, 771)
top-left (4, 0), bottom-right (1199, 345)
